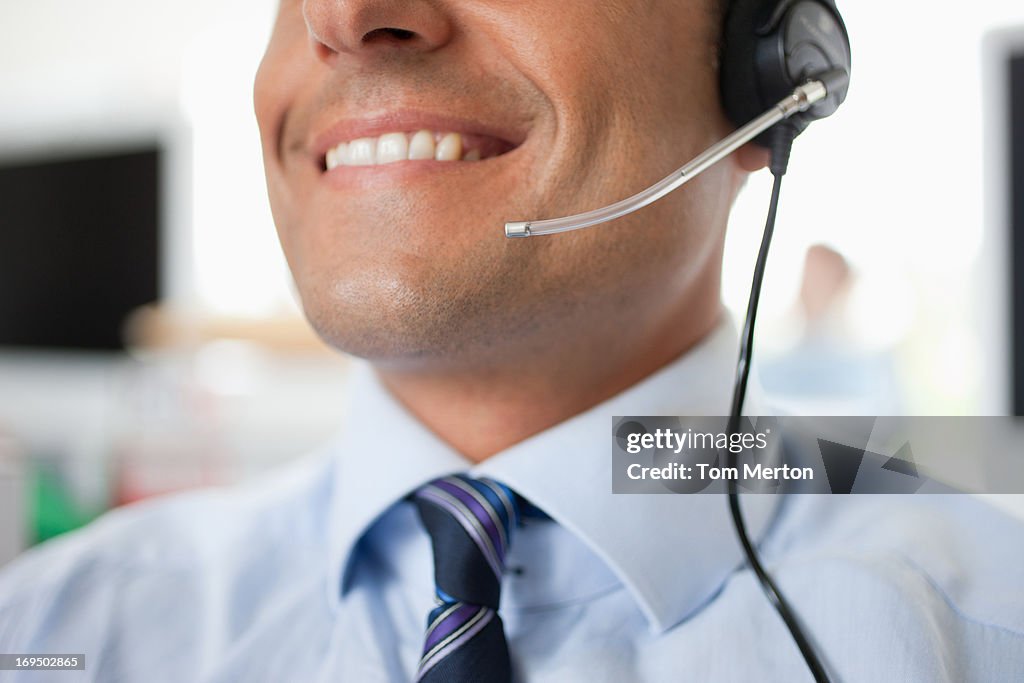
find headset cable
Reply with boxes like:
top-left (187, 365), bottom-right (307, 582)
top-left (726, 123), bottom-right (834, 683)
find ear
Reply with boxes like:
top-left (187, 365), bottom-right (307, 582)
top-left (735, 142), bottom-right (770, 173)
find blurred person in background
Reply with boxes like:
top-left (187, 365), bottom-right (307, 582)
top-left (1, 1), bottom-right (1022, 682)
top-left (758, 244), bottom-right (903, 414)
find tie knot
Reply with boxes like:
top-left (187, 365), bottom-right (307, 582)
top-left (413, 475), bottom-right (521, 609)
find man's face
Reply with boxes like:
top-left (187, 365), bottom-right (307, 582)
top-left (255, 0), bottom-right (739, 365)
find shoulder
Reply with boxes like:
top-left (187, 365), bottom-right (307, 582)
top-left (769, 494), bottom-right (1024, 636)
top-left (0, 449), bottom-right (335, 651)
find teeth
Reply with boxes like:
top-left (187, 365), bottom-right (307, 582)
top-left (325, 131), bottom-right (491, 169)
top-left (435, 133), bottom-right (462, 161)
top-left (347, 137), bottom-right (376, 166)
top-left (408, 130), bottom-right (435, 160)
top-left (376, 132), bottom-right (408, 164)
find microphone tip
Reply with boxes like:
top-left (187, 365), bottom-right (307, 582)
top-left (505, 221), bottom-right (532, 238)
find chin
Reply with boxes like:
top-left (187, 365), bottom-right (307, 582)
top-left (294, 266), bottom-right (491, 364)
top-left (286, 214), bottom-right (546, 363)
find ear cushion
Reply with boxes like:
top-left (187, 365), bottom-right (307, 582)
top-left (720, 0), bottom-right (774, 131)
top-left (720, 0), bottom-right (851, 144)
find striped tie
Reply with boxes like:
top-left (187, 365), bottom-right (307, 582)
top-left (412, 474), bottom-right (521, 683)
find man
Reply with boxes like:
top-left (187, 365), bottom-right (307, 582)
top-left (1, 1), bottom-right (1022, 681)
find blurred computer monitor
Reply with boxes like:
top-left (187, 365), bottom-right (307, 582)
top-left (1013, 51), bottom-right (1024, 416)
top-left (0, 147), bottom-right (161, 351)
top-left (984, 27), bottom-right (1024, 416)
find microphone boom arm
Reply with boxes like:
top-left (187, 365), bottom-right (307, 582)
top-left (504, 79), bottom-right (828, 238)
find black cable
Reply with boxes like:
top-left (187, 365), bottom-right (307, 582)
top-left (726, 125), bottom-right (833, 683)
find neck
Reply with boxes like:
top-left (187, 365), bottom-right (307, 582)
top-left (374, 281), bottom-right (723, 463)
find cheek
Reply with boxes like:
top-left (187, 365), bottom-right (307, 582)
top-left (254, 6), bottom-right (322, 183)
top-left (254, 36), bottom-right (294, 155)
top-left (530, 5), bottom-right (724, 207)
top-left (254, 15), bottom-right (324, 270)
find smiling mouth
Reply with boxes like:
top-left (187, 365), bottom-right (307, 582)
top-left (322, 130), bottom-right (517, 171)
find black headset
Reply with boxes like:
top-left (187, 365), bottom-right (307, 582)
top-left (721, 0), bottom-right (851, 146)
top-left (716, 3), bottom-right (852, 682)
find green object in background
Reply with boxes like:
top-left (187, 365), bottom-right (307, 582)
top-left (30, 461), bottom-right (103, 545)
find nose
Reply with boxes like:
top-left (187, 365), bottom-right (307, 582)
top-left (303, 0), bottom-right (454, 64)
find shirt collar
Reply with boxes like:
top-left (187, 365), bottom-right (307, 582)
top-left (326, 314), bottom-right (777, 634)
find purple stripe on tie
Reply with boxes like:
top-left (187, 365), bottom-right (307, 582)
top-left (433, 479), bottom-right (504, 560)
top-left (417, 490), bottom-right (502, 576)
top-left (423, 603), bottom-right (478, 653)
top-left (454, 478), bottom-right (510, 556)
top-left (416, 608), bottom-right (494, 682)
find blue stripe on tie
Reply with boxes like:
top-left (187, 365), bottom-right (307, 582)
top-left (468, 479), bottom-right (513, 539)
top-left (484, 478), bottom-right (521, 531)
top-left (442, 477), bottom-right (509, 558)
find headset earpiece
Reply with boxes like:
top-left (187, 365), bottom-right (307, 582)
top-left (720, 0), bottom-right (852, 146)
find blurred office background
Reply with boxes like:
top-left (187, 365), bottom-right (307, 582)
top-left (1, 1), bottom-right (1024, 563)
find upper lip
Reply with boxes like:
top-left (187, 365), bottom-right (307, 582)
top-left (309, 109), bottom-right (530, 163)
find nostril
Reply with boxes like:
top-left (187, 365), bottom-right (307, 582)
top-left (363, 27), bottom-right (416, 43)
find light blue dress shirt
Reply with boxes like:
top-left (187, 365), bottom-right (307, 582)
top-left (1, 320), bottom-right (1022, 682)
